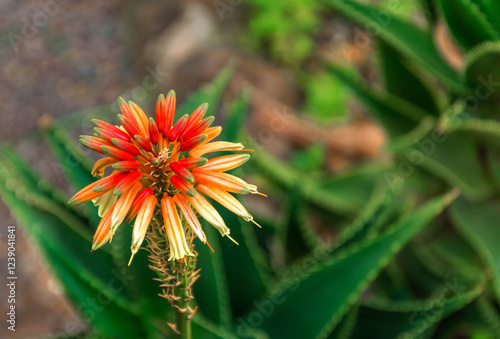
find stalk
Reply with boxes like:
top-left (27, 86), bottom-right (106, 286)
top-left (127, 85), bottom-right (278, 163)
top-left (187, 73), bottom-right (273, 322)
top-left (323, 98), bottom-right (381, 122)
top-left (146, 213), bottom-right (199, 339)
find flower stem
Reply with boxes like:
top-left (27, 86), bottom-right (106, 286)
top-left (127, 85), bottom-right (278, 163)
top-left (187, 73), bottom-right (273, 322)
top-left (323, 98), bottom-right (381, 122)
top-left (146, 215), bottom-right (198, 339)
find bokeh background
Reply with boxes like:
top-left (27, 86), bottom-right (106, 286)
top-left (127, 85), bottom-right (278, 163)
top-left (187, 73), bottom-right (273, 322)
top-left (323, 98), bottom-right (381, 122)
top-left (1, 0), bottom-right (499, 338)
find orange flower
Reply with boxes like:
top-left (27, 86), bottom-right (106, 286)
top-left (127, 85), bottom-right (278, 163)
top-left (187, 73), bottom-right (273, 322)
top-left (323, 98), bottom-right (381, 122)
top-left (69, 90), bottom-right (262, 263)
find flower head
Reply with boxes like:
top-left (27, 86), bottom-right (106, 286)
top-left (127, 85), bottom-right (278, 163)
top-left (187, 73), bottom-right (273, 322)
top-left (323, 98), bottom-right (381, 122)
top-left (70, 90), bottom-right (262, 263)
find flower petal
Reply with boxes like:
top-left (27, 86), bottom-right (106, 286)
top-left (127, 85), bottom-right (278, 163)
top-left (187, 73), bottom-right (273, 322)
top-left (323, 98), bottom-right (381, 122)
top-left (111, 182), bottom-right (143, 231)
top-left (199, 154), bottom-right (250, 172)
top-left (183, 192), bottom-right (230, 236)
top-left (130, 195), bottom-right (157, 264)
top-left (113, 170), bottom-right (143, 195)
top-left (174, 194), bottom-right (206, 243)
top-left (197, 184), bottom-right (253, 221)
top-left (171, 175), bottom-right (196, 197)
top-left (189, 141), bottom-right (245, 158)
top-left (161, 196), bottom-right (194, 261)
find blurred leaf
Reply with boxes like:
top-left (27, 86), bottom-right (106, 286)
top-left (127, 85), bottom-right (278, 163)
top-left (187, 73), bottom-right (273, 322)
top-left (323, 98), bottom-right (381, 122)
top-left (280, 188), bottom-right (316, 263)
top-left (193, 226), bottom-right (231, 327)
top-left (0, 146), bottom-right (90, 226)
top-left (323, 0), bottom-right (467, 92)
top-left (475, 1), bottom-right (500, 35)
top-left (245, 136), bottom-right (383, 215)
top-left (303, 71), bottom-right (350, 122)
top-left (327, 305), bottom-right (359, 339)
top-left (352, 279), bottom-right (484, 339)
top-left (436, 0), bottom-right (499, 51)
top-left (254, 190), bottom-right (458, 339)
top-left (451, 197), bottom-right (500, 304)
top-left (328, 65), bottom-right (428, 136)
top-left (0, 163), bottom-right (145, 337)
top-left (474, 296), bottom-right (500, 337)
top-left (191, 314), bottom-right (239, 339)
top-left (377, 38), bottom-right (441, 115)
top-left (40, 121), bottom-right (100, 226)
top-left (398, 131), bottom-right (492, 200)
top-left (291, 142), bottom-right (327, 172)
top-left (464, 42), bottom-right (500, 105)
top-left (177, 60), bottom-right (237, 117)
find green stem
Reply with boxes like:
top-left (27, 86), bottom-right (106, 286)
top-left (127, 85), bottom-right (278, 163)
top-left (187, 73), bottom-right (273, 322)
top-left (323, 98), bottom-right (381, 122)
top-left (173, 258), bottom-right (193, 339)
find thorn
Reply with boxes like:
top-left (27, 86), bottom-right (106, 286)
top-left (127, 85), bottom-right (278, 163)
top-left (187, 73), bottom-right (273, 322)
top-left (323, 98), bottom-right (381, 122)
top-left (167, 323), bottom-right (180, 335)
top-left (188, 306), bottom-right (199, 319)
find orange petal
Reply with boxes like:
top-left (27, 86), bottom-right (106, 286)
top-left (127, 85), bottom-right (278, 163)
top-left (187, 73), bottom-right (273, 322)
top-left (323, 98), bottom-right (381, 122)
top-left (101, 145), bottom-right (136, 161)
top-left (130, 195), bottom-right (157, 264)
top-left (171, 175), bottom-right (196, 197)
top-left (173, 194), bottom-right (206, 243)
top-left (189, 141), bottom-right (245, 158)
top-left (197, 184), bottom-right (253, 222)
top-left (161, 196), bottom-right (194, 261)
top-left (128, 101), bottom-right (149, 137)
top-left (179, 103), bottom-right (208, 141)
top-left (113, 170), bottom-right (143, 195)
top-left (170, 161), bottom-right (195, 183)
top-left (192, 169), bottom-right (250, 194)
top-left (91, 157), bottom-right (115, 177)
top-left (93, 171), bottom-right (128, 193)
top-left (183, 192), bottom-right (230, 236)
top-left (168, 114), bottom-right (188, 142)
top-left (111, 182), bottom-right (143, 231)
top-left (199, 154), bottom-right (250, 172)
top-left (92, 205), bottom-right (115, 251)
top-left (124, 188), bottom-right (153, 224)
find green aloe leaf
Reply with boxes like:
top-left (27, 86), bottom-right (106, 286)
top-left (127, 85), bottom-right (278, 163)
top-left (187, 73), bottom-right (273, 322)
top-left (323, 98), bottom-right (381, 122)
top-left (245, 135), bottom-right (383, 216)
top-left (252, 190), bottom-right (458, 339)
top-left (328, 65), bottom-right (428, 136)
top-left (463, 42), bottom-right (500, 106)
top-left (280, 189), bottom-right (316, 263)
top-left (323, 0), bottom-right (466, 92)
top-left (191, 314), bottom-right (240, 339)
top-left (0, 163), bottom-right (145, 337)
top-left (40, 120), bottom-right (101, 227)
top-left (0, 146), bottom-right (90, 226)
top-left (436, 0), bottom-right (499, 51)
top-left (451, 197), bottom-right (500, 304)
top-left (352, 279), bottom-right (484, 338)
top-left (476, 1), bottom-right (500, 35)
top-left (193, 226), bottom-right (232, 327)
top-left (397, 131), bottom-right (492, 200)
top-left (377, 38), bottom-right (441, 115)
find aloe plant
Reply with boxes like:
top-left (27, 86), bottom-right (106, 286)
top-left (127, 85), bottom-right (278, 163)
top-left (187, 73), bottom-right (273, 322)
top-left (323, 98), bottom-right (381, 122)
top-left (2, 1), bottom-right (500, 335)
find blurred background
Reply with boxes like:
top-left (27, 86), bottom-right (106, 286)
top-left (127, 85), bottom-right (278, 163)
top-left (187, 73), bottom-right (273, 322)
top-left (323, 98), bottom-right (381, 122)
top-left (1, 0), bottom-right (500, 338)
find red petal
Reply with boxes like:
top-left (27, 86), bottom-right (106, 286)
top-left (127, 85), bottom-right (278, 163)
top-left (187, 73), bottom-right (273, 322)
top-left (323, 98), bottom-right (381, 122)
top-left (111, 138), bottom-right (141, 156)
top-left (178, 157), bottom-right (208, 169)
top-left (101, 145), bottom-right (136, 161)
top-left (113, 170), bottom-right (143, 195)
top-left (134, 135), bottom-right (153, 152)
top-left (168, 114), bottom-right (188, 142)
top-left (112, 160), bottom-right (142, 171)
top-left (92, 119), bottom-right (130, 141)
top-left (179, 103), bottom-right (208, 141)
top-left (148, 117), bottom-right (160, 145)
top-left (180, 134), bottom-right (207, 152)
top-left (170, 161), bottom-right (195, 183)
top-left (171, 175), bottom-right (196, 197)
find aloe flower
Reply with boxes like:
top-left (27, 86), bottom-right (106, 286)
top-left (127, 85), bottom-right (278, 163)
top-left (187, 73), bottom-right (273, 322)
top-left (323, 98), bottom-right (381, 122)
top-left (69, 91), bottom-right (262, 263)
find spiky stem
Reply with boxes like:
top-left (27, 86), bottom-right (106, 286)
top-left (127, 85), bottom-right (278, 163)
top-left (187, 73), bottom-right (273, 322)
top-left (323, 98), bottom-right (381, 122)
top-left (145, 212), bottom-right (199, 339)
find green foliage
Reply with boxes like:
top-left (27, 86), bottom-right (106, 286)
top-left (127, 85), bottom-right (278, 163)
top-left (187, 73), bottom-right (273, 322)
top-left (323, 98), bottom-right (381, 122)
top-left (4, 0), bottom-right (500, 332)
